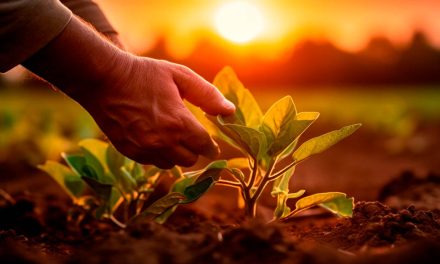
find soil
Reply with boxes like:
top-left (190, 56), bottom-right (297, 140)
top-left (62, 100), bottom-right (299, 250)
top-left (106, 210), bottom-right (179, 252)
top-left (1, 124), bottom-right (440, 263)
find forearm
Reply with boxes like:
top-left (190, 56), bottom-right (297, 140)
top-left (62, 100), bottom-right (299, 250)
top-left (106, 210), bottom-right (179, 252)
top-left (22, 16), bottom-right (127, 98)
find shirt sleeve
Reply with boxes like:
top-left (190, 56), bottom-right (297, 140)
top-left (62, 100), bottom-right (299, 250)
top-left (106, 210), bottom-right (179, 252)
top-left (0, 0), bottom-right (72, 72)
top-left (61, 0), bottom-right (117, 34)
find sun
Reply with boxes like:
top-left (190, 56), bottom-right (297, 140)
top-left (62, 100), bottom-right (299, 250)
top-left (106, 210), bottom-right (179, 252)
top-left (214, 1), bottom-right (265, 44)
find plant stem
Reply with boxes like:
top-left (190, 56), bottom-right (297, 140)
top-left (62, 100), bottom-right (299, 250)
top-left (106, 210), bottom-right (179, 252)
top-left (110, 215), bottom-right (126, 228)
top-left (247, 157), bottom-right (258, 189)
top-left (245, 198), bottom-right (257, 217)
top-left (268, 160), bottom-right (298, 181)
top-left (245, 159), bottom-right (277, 218)
top-left (123, 200), bottom-right (130, 223)
top-left (0, 189), bottom-right (15, 204)
top-left (217, 179), bottom-right (242, 188)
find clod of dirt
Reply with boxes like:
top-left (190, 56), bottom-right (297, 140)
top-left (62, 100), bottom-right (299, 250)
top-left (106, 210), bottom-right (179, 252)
top-left (378, 171), bottom-right (440, 210)
top-left (0, 196), bottom-right (43, 236)
top-left (302, 201), bottom-right (440, 250)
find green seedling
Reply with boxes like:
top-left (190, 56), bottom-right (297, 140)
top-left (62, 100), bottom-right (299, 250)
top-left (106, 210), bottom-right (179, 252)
top-left (39, 138), bottom-right (226, 226)
top-left (159, 67), bottom-right (360, 220)
top-left (38, 139), bottom-right (183, 227)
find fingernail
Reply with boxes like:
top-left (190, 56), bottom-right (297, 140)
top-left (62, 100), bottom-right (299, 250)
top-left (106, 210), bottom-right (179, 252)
top-left (223, 99), bottom-right (236, 111)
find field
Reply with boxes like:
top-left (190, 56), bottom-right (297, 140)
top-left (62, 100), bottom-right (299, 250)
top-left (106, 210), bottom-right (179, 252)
top-left (1, 85), bottom-right (440, 263)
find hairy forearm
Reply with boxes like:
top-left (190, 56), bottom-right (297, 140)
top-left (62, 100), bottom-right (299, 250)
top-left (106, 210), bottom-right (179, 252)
top-left (22, 16), bottom-right (126, 97)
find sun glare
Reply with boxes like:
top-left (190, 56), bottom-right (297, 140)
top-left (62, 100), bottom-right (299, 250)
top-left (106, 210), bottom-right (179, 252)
top-left (214, 1), bottom-right (264, 44)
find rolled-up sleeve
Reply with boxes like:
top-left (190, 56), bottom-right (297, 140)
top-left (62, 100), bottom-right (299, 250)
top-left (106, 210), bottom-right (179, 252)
top-left (0, 0), bottom-right (72, 72)
top-left (61, 0), bottom-right (117, 34)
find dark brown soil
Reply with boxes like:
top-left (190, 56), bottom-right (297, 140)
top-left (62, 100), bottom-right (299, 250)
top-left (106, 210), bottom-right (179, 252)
top-left (1, 191), bottom-right (440, 264)
top-left (379, 171), bottom-right (440, 210)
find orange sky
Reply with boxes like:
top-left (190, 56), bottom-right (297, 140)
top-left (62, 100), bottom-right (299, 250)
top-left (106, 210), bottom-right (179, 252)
top-left (95, 0), bottom-right (440, 58)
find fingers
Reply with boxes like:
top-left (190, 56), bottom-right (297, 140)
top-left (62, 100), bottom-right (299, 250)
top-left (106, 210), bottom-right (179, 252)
top-left (180, 111), bottom-right (220, 159)
top-left (173, 65), bottom-right (236, 116)
top-left (162, 145), bottom-right (199, 167)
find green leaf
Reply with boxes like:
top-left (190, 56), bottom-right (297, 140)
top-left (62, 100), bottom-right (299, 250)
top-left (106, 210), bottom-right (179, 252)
top-left (208, 115), bottom-right (266, 159)
top-left (227, 157), bottom-right (250, 169)
top-left (78, 139), bottom-right (109, 181)
top-left (140, 192), bottom-right (186, 219)
top-left (286, 192), bottom-right (350, 218)
top-left (185, 102), bottom-right (222, 138)
top-left (287, 190), bottom-right (306, 199)
top-left (183, 160), bottom-right (227, 179)
top-left (169, 166), bottom-right (183, 178)
top-left (105, 145), bottom-right (138, 194)
top-left (213, 66), bottom-right (262, 128)
top-left (261, 96), bottom-right (297, 155)
top-left (272, 166), bottom-right (300, 219)
top-left (261, 98), bottom-right (320, 157)
top-left (62, 153), bottom-right (86, 177)
top-left (81, 176), bottom-right (113, 202)
top-left (181, 168), bottom-right (223, 203)
top-left (106, 144), bottom-right (125, 178)
top-left (95, 188), bottom-right (122, 218)
top-left (79, 139), bottom-right (109, 169)
top-left (38, 161), bottom-right (85, 199)
top-left (292, 124), bottom-right (361, 164)
top-left (120, 167), bottom-right (138, 191)
top-left (272, 166), bottom-right (296, 196)
top-left (320, 195), bottom-right (354, 217)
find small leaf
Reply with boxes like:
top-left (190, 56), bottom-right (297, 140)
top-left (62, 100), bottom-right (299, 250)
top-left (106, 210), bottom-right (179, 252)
top-left (78, 139), bottom-right (108, 180)
top-left (287, 190), bottom-right (306, 199)
top-left (320, 195), bottom-right (354, 217)
top-left (81, 176), bottom-right (113, 202)
top-left (120, 167), bottom-right (138, 191)
top-left (228, 168), bottom-right (245, 181)
top-left (183, 160), bottom-right (227, 179)
top-left (78, 139), bottom-right (109, 170)
top-left (208, 115), bottom-right (266, 159)
top-left (172, 177), bottom-right (195, 193)
top-left (213, 66), bottom-right (262, 128)
top-left (261, 100), bottom-right (320, 157)
top-left (181, 168), bottom-right (223, 203)
top-left (169, 166), bottom-right (183, 178)
top-left (182, 177), bottom-right (213, 203)
top-left (38, 161), bottom-right (85, 199)
top-left (227, 157), bottom-right (250, 169)
top-left (286, 192), bottom-right (350, 218)
top-left (277, 112), bottom-right (320, 159)
top-left (260, 96), bottom-right (297, 154)
top-left (106, 144), bottom-right (126, 178)
top-left (271, 166), bottom-right (296, 219)
top-left (185, 102), bottom-right (221, 138)
top-left (140, 192), bottom-right (185, 218)
top-left (292, 124), bottom-right (361, 164)
top-left (62, 153), bottom-right (86, 177)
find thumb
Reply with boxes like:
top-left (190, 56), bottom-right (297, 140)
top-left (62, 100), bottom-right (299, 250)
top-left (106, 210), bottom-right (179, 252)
top-left (173, 65), bottom-right (235, 115)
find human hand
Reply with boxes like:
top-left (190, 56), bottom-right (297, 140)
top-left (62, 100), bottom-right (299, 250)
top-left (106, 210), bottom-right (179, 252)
top-left (22, 17), bottom-right (234, 168)
top-left (77, 54), bottom-right (236, 168)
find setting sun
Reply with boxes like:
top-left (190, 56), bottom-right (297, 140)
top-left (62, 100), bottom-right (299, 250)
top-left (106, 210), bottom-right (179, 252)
top-left (214, 1), bottom-right (264, 44)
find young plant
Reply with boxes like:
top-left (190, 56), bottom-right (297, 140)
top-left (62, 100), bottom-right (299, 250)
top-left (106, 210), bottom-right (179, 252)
top-left (38, 138), bottom-right (180, 227)
top-left (157, 67), bottom-right (361, 220)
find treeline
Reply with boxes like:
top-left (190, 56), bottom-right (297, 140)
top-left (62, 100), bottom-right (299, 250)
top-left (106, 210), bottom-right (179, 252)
top-left (145, 31), bottom-right (440, 87)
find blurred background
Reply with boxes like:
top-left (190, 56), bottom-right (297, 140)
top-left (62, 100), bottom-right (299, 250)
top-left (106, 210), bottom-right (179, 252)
top-left (1, 0), bottom-right (440, 202)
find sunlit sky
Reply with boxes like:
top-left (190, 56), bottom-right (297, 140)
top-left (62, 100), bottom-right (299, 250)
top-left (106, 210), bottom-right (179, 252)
top-left (96, 0), bottom-right (440, 58)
